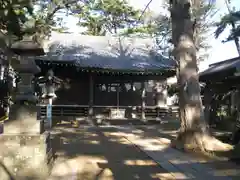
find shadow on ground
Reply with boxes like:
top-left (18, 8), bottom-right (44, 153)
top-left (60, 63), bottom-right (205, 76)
top-left (48, 123), bottom-right (169, 180)
top-left (117, 124), bottom-right (240, 179)
top-left (48, 120), bottom-right (240, 180)
top-left (126, 121), bottom-right (240, 179)
top-left (1, 119), bottom-right (240, 179)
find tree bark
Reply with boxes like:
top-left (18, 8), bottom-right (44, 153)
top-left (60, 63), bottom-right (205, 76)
top-left (171, 0), bottom-right (205, 132)
top-left (169, 0), bottom-right (232, 151)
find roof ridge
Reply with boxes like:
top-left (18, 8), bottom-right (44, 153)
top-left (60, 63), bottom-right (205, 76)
top-left (209, 56), bottom-right (240, 67)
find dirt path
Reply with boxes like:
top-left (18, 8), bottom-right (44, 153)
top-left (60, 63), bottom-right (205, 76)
top-left (48, 124), bottom-right (170, 180)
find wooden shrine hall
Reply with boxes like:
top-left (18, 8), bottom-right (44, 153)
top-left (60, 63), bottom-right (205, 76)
top-left (199, 56), bottom-right (240, 128)
top-left (36, 33), bottom-right (176, 122)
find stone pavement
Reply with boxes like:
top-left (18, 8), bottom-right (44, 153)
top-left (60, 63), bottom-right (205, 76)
top-left (48, 125), bottom-right (171, 180)
top-left (46, 122), bottom-right (240, 179)
top-left (114, 125), bottom-right (240, 179)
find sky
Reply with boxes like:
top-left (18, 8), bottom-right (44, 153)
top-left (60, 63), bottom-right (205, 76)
top-left (60, 0), bottom-right (240, 72)
top-left (199, 0), bottom-right (240, 71)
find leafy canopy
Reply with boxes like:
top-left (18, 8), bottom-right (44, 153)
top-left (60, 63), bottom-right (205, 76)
top-left (215, 11), bottom-right (240, 42)
top-left (75, 0), bottom-right (140, 35)
top-left (0, 0), bottom-right (82, 45)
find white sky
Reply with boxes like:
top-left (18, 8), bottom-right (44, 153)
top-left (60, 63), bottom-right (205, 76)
top-left (61, 0), bottom-right (240, 71)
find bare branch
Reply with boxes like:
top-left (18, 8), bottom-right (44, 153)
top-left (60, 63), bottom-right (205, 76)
top-left (138, 0), bottom-right (153, 21)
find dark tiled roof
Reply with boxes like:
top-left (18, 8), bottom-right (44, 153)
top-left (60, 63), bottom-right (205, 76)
top-left (199, 56), bottom-right (240, 77)
top-left (37, 33), bottom-right (176, 72)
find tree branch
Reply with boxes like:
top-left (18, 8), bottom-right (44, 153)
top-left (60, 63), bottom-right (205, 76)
top-left (46, 0), bottom-right (80, 22)
top-left (138, 0), bottom-right (153, 21)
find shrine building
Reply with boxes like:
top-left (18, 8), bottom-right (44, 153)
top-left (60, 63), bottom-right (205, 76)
top-left (35, 33), bottom-right (176, 121)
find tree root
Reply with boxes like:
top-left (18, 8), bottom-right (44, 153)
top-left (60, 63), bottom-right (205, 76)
top-left (172, 130), bottom-right (233, 153)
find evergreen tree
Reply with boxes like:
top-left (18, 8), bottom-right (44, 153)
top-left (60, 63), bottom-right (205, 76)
top-left (215, 0), bottom-right (240, 55)
top-left (124, 0), bottom-right (216, 62)
top-left (215, 11), bottom-right (240, 41)
top-left (0, 0), bottom-right (80, 116)
top-left (0, 0), bottom-right (80, 45)
top-left (75, 0), bottom-right (140, 35)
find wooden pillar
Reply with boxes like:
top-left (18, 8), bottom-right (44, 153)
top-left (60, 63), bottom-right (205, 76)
top-left (155, 81), bottom-right (168, 108)
top-left (203, 84), bottom-right (220, 127)
top-left (231, 90), bottom-right (238, 115)
top-left (131, 81), bottom-right (134, 91)
top-left (154, 81), bottom-right (167, 121)
top-left (88, 74), bottom-right (94, 119)
top-left (130, 81), bottom-right (135, 119)
top-left (210, 96), bottom-right (218, 126)
top-left (116, 85), bottom-right (120, 108)
top-left (141, 82), bottom-right (146, 121)
top-left (232, 88), bottom-right (240, 144)
top-left (203, 84), bottom-right (212, 126)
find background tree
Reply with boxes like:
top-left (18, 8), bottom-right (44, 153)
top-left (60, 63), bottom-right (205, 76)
top-left (0, 0), bottom-right (81, 117)
top-left (75, 0), bottom-right (140, 35)
top-left (0, 0), bottom-right (34, 48)
top-left (123, 0), bottom-right (216, 64)
top-left (74, 1), bottom-right (107, 36)
top-left (121, 1), bottom-right (218, 126)
top-left (0, 0), bottom-right (82, 46)
top-left (215, 0), bottom-right (240, 55)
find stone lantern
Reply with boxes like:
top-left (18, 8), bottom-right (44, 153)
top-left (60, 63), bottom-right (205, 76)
top-left (39, 69), bottom-right (61, 99)
top-left (38, 69), bottom-right (62, 128)
top-left (5, 37), bottom-right (44, 131)
top-left (0, 37), bottom-right (52, 179)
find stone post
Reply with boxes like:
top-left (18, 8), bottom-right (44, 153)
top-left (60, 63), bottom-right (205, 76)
top-left (0, 38), bottom-right (53, 180)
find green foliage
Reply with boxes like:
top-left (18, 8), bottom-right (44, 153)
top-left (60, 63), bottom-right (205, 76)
top-left (0, 0), bottom-right (79, 46)
top-left (192, 1), bottom-right (217, 48)
top-left (24, 0), bottom-right (82, 42)
top-left (76, 3), bottom-right (106, 35)
top-left (75, 0), bottom-right (140, 35)
top-left (0, 0), bottom-right (34, 38)
top-left (122, 12), bottom-right (170, 37)
top-left (215, 11), bottom-right (240, 42)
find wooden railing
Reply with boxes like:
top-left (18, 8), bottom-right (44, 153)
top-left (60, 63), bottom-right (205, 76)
top-left (38, 104), bottom-right (179, 120)
top-left (38, 105), bottom-right (88, 119)
top-left (135, 107), bottom-right (168, 118)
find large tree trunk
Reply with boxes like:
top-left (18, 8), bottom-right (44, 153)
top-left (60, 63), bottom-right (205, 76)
top-left (171, 0), bottom-right (205, 132)
top-left (170, 0), bottom-right (232, 151)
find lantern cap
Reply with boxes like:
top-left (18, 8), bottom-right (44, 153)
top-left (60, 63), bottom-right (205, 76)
top-left (10, 36), bottom-right (45, 56)
top-left (42, 93), bottom-right (57, 99)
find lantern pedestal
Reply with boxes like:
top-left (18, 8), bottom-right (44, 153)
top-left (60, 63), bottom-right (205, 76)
top-left (4, 104), bottom-right (44, 134)
top-left (0, 40), bottom-right (54, 179)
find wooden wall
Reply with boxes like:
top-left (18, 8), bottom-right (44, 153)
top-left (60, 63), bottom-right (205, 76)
top-left (51, 73), bottom-right (161, 107)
